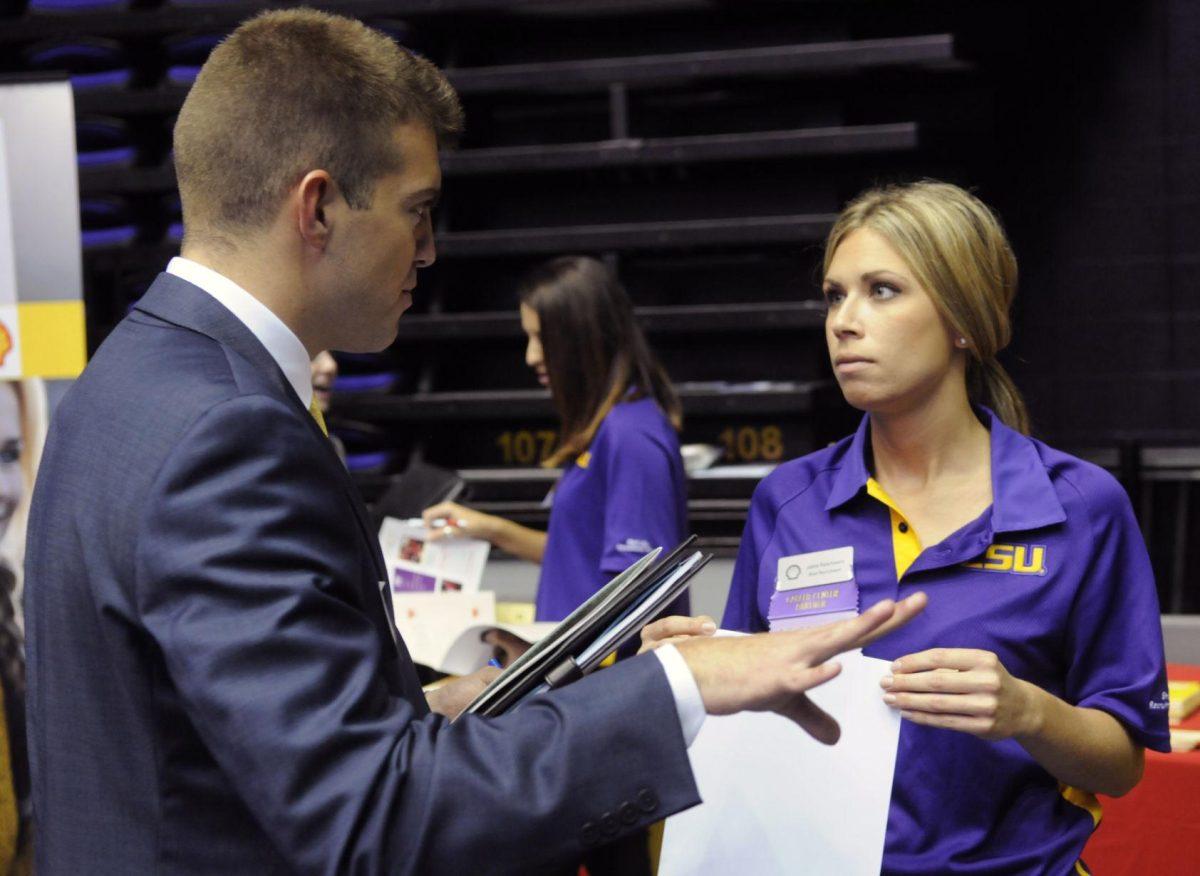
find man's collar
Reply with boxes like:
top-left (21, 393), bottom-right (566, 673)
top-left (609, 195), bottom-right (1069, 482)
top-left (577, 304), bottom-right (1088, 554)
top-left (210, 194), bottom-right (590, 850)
top-left (166, 256), bottom-right (313, 408)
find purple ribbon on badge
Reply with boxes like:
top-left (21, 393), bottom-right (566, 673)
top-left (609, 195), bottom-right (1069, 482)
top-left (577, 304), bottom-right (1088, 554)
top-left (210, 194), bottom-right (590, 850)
top-left (767, 579), bottom-right (859, 631)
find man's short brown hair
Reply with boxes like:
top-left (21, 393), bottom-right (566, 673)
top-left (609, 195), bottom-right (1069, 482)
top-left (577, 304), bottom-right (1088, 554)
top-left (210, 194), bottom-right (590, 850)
top-left (174, 9), bottom-right (462, 241)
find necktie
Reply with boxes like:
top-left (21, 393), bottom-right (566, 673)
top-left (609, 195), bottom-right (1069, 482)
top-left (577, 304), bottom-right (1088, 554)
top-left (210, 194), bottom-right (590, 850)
top-left (308, 400), bottom-right (329, 437)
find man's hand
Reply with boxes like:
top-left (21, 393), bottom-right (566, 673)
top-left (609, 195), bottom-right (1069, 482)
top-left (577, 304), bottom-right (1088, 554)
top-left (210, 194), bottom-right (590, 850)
top-left (675, 593), bottom-right (927, 744)
top-left (425, 666), bottom-right (501, 720)
top-left (638, 614), bottom-right (717, 655)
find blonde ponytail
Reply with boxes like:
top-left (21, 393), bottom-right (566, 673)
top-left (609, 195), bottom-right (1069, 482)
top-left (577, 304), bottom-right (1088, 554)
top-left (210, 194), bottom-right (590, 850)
top-left (971, 357), bottom-right (1029, 435)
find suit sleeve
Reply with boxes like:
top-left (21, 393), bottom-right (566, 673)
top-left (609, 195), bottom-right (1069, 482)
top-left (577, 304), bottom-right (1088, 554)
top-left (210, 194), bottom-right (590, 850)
top-left (134, 395), bottom-right (699, 875)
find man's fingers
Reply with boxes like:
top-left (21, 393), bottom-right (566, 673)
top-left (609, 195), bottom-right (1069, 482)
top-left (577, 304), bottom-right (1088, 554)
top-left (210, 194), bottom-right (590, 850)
top-left (780, 693), bottom-right (841, 745)
top-left (892, 646), bottom-right (994, 674)
top-left (783, 659), bottom-right (842, 695)
top-left (855, 592), bottom-right (928, 648)
top-left (800, 599), bottom-right (898, 665)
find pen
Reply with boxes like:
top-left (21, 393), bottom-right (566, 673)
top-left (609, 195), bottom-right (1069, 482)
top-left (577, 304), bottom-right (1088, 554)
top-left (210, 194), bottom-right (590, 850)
top-left (429, 517), bottom-right (468, 531)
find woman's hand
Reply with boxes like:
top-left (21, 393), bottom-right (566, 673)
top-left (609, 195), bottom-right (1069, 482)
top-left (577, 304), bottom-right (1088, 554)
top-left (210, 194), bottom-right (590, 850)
top-left (421, 502), bottom-right (500, 543)
top-left (425, 665), bottom-right (501, 720)
top-left (638, 614), bottom-right (718, 655)
top-left (881, 648), bottom-right (1043, 740)
top-left (482, 629), bottom-right (532, 668)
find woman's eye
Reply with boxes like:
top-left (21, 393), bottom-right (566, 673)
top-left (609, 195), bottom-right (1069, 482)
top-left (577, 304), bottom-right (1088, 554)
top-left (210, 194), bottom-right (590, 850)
top-left (823, 288), bottom-right (845, 305)
top-left (873, 283), bottom-right (899, 299)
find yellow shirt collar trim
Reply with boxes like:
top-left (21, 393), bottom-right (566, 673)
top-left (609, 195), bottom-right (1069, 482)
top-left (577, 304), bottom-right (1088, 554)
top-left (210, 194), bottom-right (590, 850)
top-left (866, 477), bottom-right (922, 580)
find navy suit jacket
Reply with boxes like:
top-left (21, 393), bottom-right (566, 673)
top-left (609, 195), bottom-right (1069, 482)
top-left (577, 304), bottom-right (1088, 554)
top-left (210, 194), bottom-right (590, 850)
top-left (24, 273), bottom-right (699, 874)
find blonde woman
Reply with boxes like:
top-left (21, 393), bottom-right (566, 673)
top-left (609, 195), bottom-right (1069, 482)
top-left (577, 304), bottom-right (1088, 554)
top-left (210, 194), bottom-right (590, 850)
top-left (722, 182), bottom-right (1169, 874)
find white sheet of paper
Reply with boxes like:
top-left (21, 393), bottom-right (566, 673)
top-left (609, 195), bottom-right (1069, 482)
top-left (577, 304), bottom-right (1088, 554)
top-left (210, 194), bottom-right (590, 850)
top-left (438, 621), bottom-right (556, 675)
top-left (391, 591), bottom-right (495, 668)
top-left (659, 646), bottom-right (901, 876)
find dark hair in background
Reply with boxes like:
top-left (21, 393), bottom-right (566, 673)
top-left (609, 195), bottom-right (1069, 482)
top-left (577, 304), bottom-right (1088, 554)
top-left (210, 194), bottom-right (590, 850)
top-left (518, 256), bottom-right (681, 467)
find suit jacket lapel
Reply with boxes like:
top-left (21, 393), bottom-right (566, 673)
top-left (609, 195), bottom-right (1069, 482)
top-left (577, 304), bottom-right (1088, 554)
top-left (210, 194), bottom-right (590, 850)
top-left (133, 274), bottom-right (410, 675)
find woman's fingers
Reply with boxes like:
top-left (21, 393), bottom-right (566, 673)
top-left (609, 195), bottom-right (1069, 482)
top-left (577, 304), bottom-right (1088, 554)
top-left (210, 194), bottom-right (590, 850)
top-left (892, 647), bottom-right (997, 674)
top-left (882, 691), bottom-right (997, 716)
top-left (898, 710), bottom-right (994, 735)
top-left (638, 615), bottom-right (717, 654)
top-left (881, 667), bottom-right (999, 695)
top-left (642, 615), bottom-right (717, 642)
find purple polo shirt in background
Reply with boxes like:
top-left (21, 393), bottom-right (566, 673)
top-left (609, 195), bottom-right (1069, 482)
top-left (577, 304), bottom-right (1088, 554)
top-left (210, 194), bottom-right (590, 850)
top-left (536, 396), bottom-right (689, 623)
top-left (722, 408), bottom-right (1171, 876)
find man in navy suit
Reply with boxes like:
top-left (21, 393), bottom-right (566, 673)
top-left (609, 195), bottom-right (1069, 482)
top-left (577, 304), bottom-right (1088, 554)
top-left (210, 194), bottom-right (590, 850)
top-left (23, 10), bottom-right (924, 874)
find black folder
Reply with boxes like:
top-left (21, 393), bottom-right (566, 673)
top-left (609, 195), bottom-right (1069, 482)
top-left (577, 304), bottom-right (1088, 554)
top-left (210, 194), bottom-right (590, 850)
top-left (462, 535), bottom-right (711, 717)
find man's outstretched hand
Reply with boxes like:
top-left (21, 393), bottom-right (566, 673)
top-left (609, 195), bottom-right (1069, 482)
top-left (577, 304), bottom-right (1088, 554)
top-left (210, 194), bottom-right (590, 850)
top-left (675, 593), bottom-right (927, 744)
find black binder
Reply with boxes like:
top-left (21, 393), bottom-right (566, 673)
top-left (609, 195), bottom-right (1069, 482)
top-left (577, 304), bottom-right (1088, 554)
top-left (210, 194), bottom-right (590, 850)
top-left (463, 535), bottom-right (711, 718)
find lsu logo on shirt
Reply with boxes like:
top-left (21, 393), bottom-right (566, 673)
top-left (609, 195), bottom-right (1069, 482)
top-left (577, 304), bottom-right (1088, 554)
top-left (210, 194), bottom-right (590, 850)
top-left (964, 543), bottom-right (1047, 576)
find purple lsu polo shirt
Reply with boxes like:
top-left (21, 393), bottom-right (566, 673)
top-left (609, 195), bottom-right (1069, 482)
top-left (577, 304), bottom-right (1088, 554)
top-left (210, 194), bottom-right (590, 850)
top-left (536, 397), bottom-right (689, 622)
top-left (722, 408), bottom-right (1171, 876)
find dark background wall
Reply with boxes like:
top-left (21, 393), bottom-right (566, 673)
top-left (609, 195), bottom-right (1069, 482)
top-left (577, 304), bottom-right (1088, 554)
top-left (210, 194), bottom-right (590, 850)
top-left (3, 0), bottom-right (1197, 609)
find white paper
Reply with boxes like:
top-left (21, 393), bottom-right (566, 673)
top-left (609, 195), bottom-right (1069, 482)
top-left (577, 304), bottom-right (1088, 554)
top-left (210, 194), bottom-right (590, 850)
top-left (390, 591), bottom-right (556, 674)
top-left (659, 646), bottom-right (900, 876)
top-left (438, 621), bottom-right (556, 675)
top-left (391, 591), bottom-right (496, 669)
top-left (379, 517), bottom-right (490, 593)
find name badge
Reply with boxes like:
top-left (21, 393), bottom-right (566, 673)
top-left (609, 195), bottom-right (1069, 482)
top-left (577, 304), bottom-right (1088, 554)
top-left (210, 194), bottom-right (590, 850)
top-left (776, 546), bottom-right (853, 590)
top-left (768, 547), bottom-right (858, 632)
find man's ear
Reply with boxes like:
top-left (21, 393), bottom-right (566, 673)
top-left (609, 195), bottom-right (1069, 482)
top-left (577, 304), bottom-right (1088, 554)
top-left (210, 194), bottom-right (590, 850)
top-left (297, 170), bottom-right (336, 251)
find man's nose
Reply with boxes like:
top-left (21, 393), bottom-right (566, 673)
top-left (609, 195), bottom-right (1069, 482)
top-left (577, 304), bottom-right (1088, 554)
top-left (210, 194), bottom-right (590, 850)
top-left (414, 217), bottom-right (436, 268)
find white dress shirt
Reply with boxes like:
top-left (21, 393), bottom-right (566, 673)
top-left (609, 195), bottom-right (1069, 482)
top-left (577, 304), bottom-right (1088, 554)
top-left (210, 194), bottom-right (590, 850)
top-left (164, 256), bottom-right (707, 744)
top-left (167, 256), bottom-right (314, 408)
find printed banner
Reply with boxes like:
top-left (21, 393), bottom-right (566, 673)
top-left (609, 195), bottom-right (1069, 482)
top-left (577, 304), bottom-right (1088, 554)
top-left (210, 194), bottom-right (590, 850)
top-left (0, 78), bottom-right (86, 378)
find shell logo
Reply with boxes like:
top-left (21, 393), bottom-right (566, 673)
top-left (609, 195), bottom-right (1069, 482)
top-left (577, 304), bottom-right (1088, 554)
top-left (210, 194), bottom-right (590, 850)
top-left (0, 320), bottom-right (11, 366)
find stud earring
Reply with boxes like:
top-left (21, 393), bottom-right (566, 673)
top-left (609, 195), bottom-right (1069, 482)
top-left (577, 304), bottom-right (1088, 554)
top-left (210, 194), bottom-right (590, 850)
top-left (956, 336), bottom-right (968, 348)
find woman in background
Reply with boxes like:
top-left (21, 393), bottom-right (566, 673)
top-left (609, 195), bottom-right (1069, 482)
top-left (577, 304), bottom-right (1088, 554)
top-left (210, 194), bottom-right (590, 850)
top-left (424, 255), bottom-right (689, 625)
top-left (425, 255), bottom-right (689, 876)
top-left (310, 350), bottom-right (346, 462)
top-left (0, 379), bottom-right (41, 874)
top-left (722, 181), bottom-right (1169, 875)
